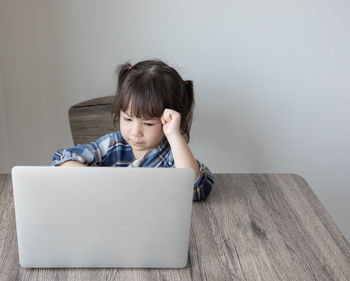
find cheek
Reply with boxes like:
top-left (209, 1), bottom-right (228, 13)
top-left (119, 120), bottom-right (128, 135)
top-left (150, 126), bottom-right (164, 140)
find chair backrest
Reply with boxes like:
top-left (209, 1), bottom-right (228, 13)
top-left (68, 96), bottom-right (119, 145)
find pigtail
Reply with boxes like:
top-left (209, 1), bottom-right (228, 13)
top-left (116, 63), bottom-right (132, 92)
top-left (112, 62), bottom-right (132, 126)
top-left (181, 80), bottom-right (195, 143)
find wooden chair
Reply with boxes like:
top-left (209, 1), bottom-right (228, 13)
top-left (68, 96), bottom-right (119, 145)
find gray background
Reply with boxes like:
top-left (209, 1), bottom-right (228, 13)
top-left (0, 0), bottom-right (349, 241)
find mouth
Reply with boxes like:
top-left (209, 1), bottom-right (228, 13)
top-left (130, 140), bottom-right (144, 145)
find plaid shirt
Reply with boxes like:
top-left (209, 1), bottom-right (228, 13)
top-left (50, 131), bottom-right (214, 201)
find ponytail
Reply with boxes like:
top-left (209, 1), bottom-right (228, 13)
top-left (181, 80), bottom-right (194, 143)
top-left (115, 63), bottom-right (132, 93)
top-left (112, 62), bottom-right (132, 126)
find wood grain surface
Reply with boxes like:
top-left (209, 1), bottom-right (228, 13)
top-left (1, 173), bottom-right (350, 281)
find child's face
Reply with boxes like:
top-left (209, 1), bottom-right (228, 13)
top-left (120, 104), bottom-right (165, 158)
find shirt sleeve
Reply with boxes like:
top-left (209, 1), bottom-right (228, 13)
top-left (193, 160), bottom-right (214, 201)
top-left (50, 133), bottom-right (113, 166)
top-left (165, 150), bottom-right (214, 201)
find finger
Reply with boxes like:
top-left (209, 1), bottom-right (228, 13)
top-left (161, 109), bottom-right (172, 122)
top-left (165, 109), bottom-right (179, 118)
top-left (160, 115), bottom-right (170, 125)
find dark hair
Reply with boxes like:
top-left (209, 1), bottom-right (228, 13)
top-left (112, 59), bottom-right (195, 142)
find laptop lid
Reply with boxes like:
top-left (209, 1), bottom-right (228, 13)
top-left (11, 166), bottom-right (194, 268)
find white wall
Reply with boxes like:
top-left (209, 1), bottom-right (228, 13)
top-left (0, 0), bottom-right (349, 240)
top-left (0, 72), bottom-right (7, 173)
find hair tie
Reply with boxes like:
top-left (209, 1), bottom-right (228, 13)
top-left (184, 80), bottom-right (188, 85)
top-left (129, 65), bottom-right (133, 70)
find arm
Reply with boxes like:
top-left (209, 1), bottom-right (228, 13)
top-left (161, 109), bottom-right (214, 200)
top-left (161, 109), bottom-right (199, 180)
top-left (166, 134), bottom-right (200, 180)
top-left (57, 161), bottom-right (86, 167)
top-left (192, 160), bottom-right (214, 200)
top-left (50, 133), bottom-right (113, 166)
top-left (166, 138), bottom-right (214, 200)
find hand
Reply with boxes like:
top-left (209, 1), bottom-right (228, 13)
top-left (161, 109), bottom-right (181, 139)
top-left (57, 160), bottom-right (86, 167)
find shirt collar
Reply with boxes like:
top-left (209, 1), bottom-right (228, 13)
top-left (128, 137), bottom-right (170, 167)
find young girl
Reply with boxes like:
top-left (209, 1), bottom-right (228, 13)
top-left (50, 59), bottom-right (214, 201)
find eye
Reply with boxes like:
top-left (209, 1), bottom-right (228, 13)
top-left (144, 123), bottom-right (154, 127)
top-left (123, 117), bottom-right (132, 122)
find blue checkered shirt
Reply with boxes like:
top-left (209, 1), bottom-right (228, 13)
top-left (50, 131), bottom-right (214, 201)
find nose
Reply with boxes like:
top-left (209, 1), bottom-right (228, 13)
top-left (131, 122), bottom-right (143, 138)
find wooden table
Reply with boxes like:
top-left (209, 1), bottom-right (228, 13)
top-left (1, 173), bottom-right (350, 281)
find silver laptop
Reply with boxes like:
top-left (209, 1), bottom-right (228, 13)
top-left (11, 166), bottom-right (194, 268)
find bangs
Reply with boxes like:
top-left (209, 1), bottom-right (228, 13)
top-left (120, 77), bottom-right (166, 119)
